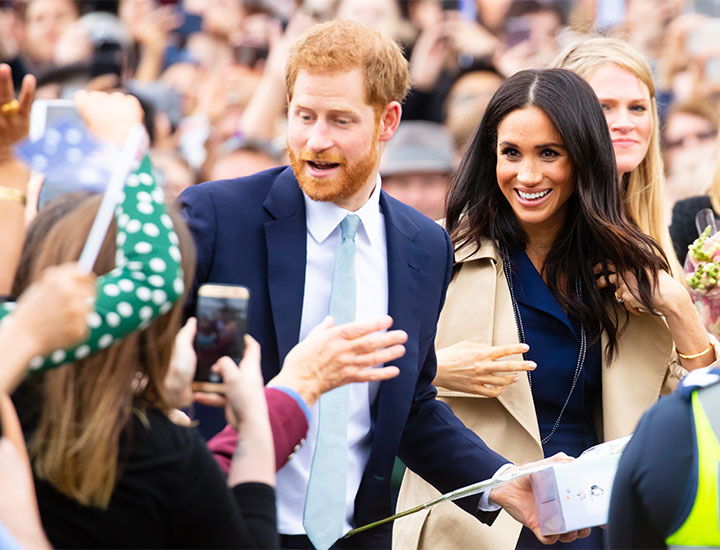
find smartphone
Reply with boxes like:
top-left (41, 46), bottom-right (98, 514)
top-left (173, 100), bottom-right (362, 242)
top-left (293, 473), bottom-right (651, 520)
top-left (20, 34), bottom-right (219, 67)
top-left (505, 17), bottom-right (532, 48)
top-left (233, 43), bottom-right (269, 68)
top-left (29, 99), bottom-right (84, 142)
top-left (193, 284), bottom-right (250, 393)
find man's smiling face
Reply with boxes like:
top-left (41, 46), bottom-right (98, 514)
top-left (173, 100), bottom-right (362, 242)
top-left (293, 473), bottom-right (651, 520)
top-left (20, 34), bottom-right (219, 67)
top-left (287, 68), bottom-right (382, 208)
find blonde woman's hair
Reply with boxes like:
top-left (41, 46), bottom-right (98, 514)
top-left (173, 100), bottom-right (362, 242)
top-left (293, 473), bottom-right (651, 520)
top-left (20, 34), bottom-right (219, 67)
top-left (551, 36), bottom-right (684, 278)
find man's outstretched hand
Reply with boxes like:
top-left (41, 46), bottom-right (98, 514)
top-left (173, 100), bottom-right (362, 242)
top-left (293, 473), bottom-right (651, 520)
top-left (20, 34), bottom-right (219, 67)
top-left (268, 315), bottom-right (406, 407)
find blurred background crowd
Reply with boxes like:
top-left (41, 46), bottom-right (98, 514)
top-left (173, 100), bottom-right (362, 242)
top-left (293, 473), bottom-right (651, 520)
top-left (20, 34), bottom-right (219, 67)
top-left (2, 0), bottom-right (719, 237)
top-left (1, 2), bottom-right (720, 548)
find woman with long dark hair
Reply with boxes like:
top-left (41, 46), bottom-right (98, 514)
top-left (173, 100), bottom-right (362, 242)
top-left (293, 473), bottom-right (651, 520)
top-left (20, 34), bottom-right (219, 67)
top-left (396, 69), bottom-right (715, 549)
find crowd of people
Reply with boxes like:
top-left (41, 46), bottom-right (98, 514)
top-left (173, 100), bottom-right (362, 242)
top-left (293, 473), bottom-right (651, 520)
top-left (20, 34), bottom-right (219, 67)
top-left (1, 0), bottom-right (719, 243)
top-left (1, 0), bottom-right (720, 549)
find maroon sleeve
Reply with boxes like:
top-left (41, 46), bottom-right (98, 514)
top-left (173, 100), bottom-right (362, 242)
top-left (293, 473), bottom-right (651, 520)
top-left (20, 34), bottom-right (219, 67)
top-left (207, 387), bottom-right (309, 473)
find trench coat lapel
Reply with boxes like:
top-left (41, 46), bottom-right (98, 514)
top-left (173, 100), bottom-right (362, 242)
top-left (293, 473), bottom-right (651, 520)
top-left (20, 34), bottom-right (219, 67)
top-left (601, 312), bottom-right (675, 441)
top-left (436, 241), bottom-right (542, 447)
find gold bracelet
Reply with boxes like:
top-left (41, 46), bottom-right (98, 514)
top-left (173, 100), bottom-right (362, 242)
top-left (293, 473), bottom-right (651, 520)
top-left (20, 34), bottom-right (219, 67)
top-left (677, 343), bottom-right (713, 360)
top-left (0, 186), bottom-right (26, 205)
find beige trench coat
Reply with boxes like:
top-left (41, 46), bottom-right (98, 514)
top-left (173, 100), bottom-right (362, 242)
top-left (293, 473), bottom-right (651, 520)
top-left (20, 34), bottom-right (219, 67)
top-left (394, 240), bottom-right (685, 550)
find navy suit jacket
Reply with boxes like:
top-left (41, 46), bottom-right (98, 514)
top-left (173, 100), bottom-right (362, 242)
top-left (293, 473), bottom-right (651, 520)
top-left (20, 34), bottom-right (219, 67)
top-left (180, 167), bottom-right (507, 548)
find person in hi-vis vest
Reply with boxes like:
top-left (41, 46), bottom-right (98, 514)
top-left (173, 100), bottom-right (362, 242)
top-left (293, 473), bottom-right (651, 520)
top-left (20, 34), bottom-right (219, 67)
top-left (608, 365), bottom-right (720, 548)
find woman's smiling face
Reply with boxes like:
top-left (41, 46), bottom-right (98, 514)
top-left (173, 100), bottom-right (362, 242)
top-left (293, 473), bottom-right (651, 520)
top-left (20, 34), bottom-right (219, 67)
top-left (496, 106), bottom-right (574, 239)
top-left (585, 63), bottom-right (653, 177)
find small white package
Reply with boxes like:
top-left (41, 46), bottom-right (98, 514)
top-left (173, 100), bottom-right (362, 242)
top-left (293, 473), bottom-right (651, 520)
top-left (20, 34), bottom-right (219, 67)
top-left (529, 436), bottom-right (631, 536)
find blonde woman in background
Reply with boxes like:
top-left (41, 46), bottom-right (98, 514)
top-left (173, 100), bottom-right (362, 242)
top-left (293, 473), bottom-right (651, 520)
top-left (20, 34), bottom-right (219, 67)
top-left (552, 36), bottom-right (684, 279)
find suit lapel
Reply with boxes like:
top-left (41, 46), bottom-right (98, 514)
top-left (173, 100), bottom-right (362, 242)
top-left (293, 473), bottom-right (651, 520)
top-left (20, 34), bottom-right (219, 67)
top-left (374, 193), bottom-right (424, 436)
top-left (263, 168), bottom-right (307, 364)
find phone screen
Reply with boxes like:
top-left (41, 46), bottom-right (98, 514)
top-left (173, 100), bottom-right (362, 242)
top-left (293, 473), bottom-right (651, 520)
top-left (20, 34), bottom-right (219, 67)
top-left (29, 99), bottom-right (84, 142)
top-left (193, 285), bottom-right (250, 387)
top-left (505, 17), bottom-right (532, 48)
top-left (233, 44), bottom-right (269, 68)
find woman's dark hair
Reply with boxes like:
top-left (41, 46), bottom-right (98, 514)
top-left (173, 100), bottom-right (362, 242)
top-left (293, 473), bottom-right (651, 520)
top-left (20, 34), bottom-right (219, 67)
top-left (445, 68), bottom-right (668, 357)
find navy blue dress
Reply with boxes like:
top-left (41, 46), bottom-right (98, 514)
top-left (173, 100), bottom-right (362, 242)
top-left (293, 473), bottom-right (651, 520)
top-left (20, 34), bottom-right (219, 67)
top-left (508, 248), bottom-right (605, 549)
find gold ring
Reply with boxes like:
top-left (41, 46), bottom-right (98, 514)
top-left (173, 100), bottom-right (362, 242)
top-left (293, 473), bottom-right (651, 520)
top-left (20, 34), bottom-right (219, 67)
top-left (1, 99), bottom-right (19, 115)
top-left (614, 289), bottom-right (624, 304)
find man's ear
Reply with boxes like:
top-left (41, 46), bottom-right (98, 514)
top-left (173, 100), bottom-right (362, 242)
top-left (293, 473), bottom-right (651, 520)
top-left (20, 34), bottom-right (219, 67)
top-left (378, 101), bottom-right (402, 143)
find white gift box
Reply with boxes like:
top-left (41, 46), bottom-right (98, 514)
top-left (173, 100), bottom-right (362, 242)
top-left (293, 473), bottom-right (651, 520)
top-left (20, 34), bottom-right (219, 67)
top-left (529, 436), bottom-right (631, 536)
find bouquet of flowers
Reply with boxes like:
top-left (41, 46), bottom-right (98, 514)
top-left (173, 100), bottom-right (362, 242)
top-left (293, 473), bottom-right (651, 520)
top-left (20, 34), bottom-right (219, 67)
top-left (685, 211), bottom-right (720, 337)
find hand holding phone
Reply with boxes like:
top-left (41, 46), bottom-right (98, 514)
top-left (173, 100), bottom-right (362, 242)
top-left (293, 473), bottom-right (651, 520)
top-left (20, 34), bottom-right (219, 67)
top-left (165, 317), bottom-right (197, 408)
top-left (210, 337), bottom-right (267, 430)
top-left (193, 284), bottom-right (250, 393)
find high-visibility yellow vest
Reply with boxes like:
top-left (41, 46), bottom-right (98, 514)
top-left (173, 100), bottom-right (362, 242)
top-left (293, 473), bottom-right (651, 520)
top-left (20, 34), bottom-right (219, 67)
top-left (665, 383), bottom-right (720, 548)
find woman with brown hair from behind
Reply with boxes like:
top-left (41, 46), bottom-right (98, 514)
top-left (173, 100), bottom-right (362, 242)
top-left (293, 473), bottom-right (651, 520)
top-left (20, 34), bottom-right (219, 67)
top-left (11, 93), bottom-right (278, 549)
top-left (0, 261), bottom-right (95, 550)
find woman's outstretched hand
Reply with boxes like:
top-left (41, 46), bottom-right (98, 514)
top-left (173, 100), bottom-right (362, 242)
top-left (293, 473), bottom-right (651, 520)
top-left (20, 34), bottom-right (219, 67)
top-left (434, 341), bottom-right (536, 397)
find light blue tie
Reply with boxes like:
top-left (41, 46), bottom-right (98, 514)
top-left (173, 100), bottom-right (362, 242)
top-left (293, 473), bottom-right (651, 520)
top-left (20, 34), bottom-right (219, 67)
top-left (304, 214), bottom-right (360, 550)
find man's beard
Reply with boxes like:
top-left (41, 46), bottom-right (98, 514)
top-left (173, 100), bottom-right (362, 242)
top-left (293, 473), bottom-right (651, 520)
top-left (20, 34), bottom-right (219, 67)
top-left (288, 128), bottom-right (380, 204)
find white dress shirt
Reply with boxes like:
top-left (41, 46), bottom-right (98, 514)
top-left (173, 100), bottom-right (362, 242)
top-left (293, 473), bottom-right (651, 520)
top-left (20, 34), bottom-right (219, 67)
top-left (276, 176), bottom-right (388, 535)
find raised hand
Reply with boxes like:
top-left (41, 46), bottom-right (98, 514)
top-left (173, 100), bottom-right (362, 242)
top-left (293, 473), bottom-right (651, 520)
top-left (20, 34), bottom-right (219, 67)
top-left (594, 261), bottom-right (681, 317)
top-left (0, 263), bottom-right (94, 393)
top-left (165, 318), bottom-right (197, 409)
top-left (409, 21), bottom-right (450, 92)
top-left (12, 263), bottom-right (94, 355)
top-left (442, 15), bottom-right (497, 60)
top-left (269, 315), bottom-right (406, 407)
top-left (73, 90), bottom-right (144, 146)
top-left (0, 63), bottom-right (35, 149)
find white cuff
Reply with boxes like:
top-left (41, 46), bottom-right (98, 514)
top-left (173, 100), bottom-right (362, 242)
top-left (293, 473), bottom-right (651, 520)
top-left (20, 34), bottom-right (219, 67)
top-left (478, 463), bottom-right (514, 512)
